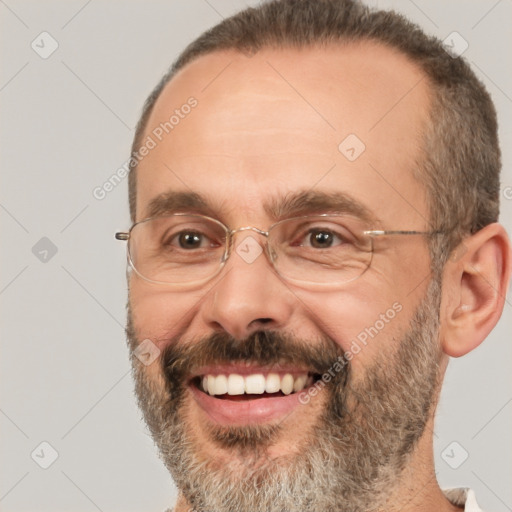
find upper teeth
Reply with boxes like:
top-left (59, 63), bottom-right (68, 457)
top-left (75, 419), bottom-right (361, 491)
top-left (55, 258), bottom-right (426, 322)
top-left (201, 373), bottom-right (312, 396)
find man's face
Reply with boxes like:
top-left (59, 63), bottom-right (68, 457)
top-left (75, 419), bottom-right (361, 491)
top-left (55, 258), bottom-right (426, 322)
top-left (128, 43), bottom-right (441, 510)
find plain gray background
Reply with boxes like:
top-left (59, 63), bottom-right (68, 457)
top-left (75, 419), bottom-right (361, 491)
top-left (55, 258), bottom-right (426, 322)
top-left (1, 1), bottom-right (511, 511)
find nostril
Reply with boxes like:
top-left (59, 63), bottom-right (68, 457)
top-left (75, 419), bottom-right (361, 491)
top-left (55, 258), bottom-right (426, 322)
top-left (247, 318), bottom-right (273, 330)
top-left (250, 318), bottom-right (274, 329)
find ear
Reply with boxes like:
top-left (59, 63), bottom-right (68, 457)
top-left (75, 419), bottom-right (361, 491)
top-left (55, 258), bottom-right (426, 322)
top-left (440, 223), bottom-right (511, 357)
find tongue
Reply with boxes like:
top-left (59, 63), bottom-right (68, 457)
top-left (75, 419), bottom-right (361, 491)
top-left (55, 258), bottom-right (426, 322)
top-left (218, 392), bottom-right (285, 401)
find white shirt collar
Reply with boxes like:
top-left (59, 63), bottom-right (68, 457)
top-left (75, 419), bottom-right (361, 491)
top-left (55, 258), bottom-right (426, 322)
top-left (444, 488), bottom-right (485, 511)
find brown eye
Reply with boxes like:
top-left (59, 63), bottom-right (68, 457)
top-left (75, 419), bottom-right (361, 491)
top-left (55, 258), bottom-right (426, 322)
top-left (177, 232), bottom-right (204, 249)
top-left (287, 221), bottom-right (354, 250)
top-left (309, 230), bottom-right (336, 248)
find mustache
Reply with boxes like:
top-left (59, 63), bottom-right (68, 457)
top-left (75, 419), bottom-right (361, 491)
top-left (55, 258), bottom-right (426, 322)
top-left (161, 330), bottom-right (348, 398)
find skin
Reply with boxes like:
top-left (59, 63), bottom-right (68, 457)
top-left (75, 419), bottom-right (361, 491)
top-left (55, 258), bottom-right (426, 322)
top-left (129, 42), bottom-right (511, 511)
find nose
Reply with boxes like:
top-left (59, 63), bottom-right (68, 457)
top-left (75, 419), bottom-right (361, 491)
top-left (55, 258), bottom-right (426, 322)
top-left (199, 233), bottom-right (296, 340)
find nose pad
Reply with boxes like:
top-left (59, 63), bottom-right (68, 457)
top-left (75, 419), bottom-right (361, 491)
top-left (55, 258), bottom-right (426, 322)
top-left (267, 244), bottom-right (278, 263)
top-left (226, 227), bottom-right (270, 264)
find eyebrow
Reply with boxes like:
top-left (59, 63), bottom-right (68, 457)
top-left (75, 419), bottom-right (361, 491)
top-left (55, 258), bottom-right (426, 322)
top-left (144, 191), bottom-right (214, 220)
top-left (143, 189), bottom-right (378, 225)
top-left (264, 190), bottom-right (377, 224)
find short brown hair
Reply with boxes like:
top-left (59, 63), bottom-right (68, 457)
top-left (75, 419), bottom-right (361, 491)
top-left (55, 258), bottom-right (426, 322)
top-left (129, 0), bottom-right (500, 269)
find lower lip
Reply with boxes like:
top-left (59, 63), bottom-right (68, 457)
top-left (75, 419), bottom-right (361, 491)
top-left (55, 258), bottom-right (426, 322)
top-left (189, 384), bottom-right (306, 425)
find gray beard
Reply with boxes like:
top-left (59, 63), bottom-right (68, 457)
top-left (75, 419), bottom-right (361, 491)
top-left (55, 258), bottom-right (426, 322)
top-left (127, 279), bottom-right (441, 512)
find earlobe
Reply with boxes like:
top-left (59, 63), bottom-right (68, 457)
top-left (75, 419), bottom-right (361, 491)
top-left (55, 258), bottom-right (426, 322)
top-left (440, 223), bottom-right (511, 358)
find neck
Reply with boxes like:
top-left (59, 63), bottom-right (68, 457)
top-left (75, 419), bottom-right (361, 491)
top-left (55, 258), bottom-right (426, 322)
top-left (376, 420), bottom-right (462, 512)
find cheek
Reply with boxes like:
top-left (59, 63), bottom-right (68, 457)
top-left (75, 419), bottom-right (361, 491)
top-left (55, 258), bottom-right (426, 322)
top-left (129, 278), bottom-right (204, 350)
top-left (291, 284), bottom-right (412, 371)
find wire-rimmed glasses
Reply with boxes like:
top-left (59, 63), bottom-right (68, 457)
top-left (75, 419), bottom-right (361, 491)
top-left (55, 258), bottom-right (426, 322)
top-left (115, 213), bottom-right (436, 289)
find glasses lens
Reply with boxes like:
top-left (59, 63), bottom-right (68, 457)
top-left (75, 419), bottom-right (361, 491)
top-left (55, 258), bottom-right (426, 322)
top-left (269, 215), bottom-right (373, 285)
top-left (128, 215), bottom-right (227, 284)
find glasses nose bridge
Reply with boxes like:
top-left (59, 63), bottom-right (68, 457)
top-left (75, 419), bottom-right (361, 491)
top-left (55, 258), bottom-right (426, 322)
top-left (230, 225), bottom-right (269, 238)
top-left (224, 225), bottom-right (271, 261)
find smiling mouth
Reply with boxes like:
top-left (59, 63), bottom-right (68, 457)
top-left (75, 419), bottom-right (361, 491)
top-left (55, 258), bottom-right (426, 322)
top-left (186, 366), bottom-right (325, 424)
top-left (191, 371), bottom-right (319, 400)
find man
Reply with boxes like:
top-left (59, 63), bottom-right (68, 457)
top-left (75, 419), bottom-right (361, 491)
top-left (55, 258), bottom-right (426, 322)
top-left (116, 0), bottom-right (511, 510)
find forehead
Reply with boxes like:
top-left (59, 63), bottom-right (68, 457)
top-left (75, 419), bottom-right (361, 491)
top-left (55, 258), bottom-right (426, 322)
top-left (136, 43), bottom-right (431, 227)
